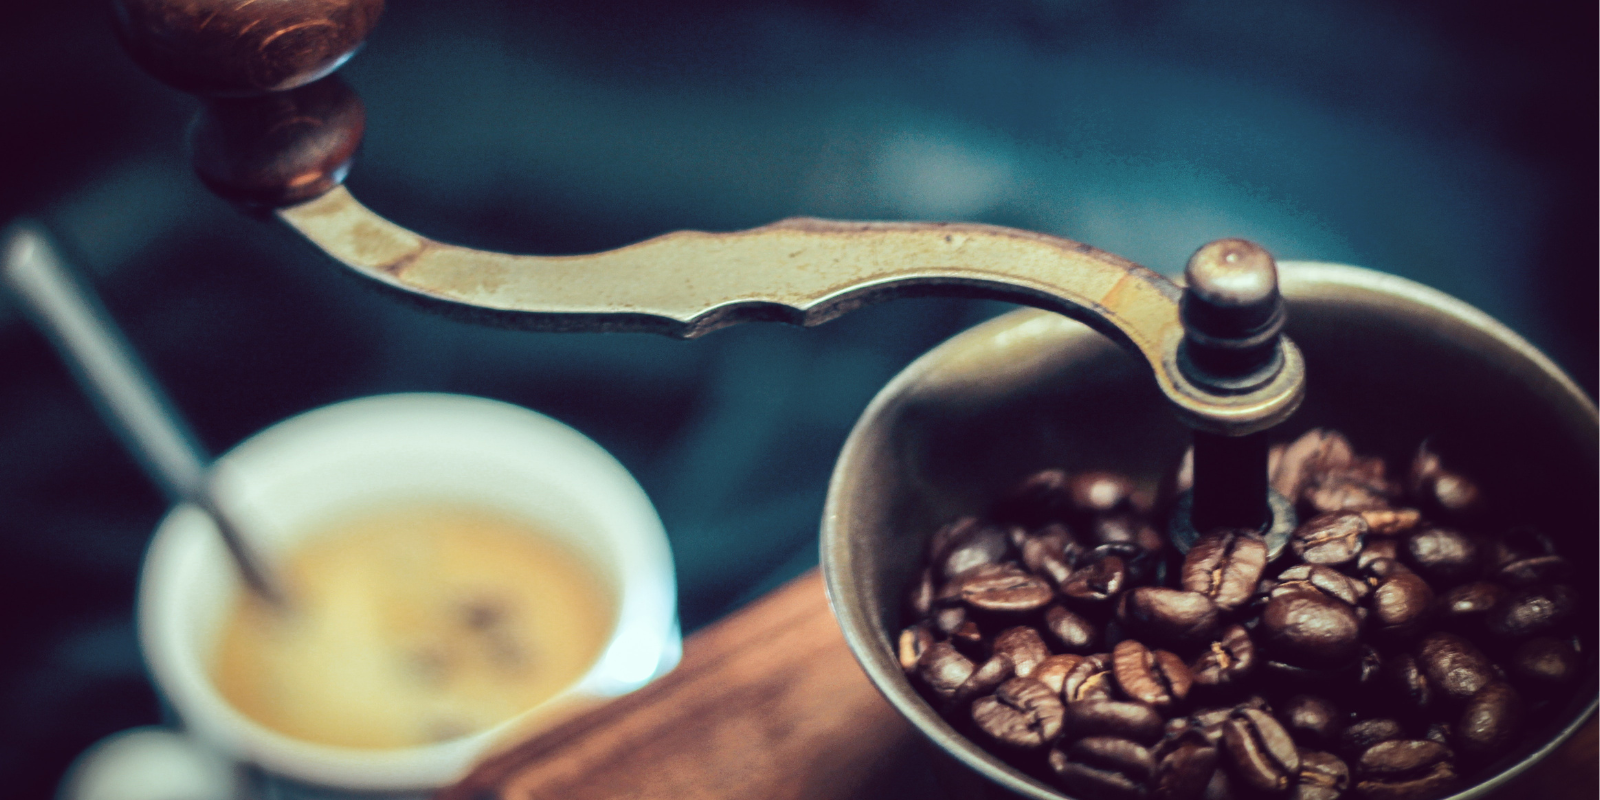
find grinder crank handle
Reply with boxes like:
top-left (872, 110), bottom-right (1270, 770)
top-left (276, 188), bottom-right (1303, 436)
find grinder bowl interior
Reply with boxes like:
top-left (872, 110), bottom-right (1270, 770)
top-left (822, 261), bottom-right (1597, 800)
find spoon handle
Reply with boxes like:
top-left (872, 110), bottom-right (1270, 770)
top-left (2, 223), bottom-right (286, 606)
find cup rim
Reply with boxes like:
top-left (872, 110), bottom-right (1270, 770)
top-left (138, 392), bottom-right (678, 791)
top-left (820, 261), bottom-right (1598, 800)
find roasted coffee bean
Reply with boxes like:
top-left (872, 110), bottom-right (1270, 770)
top-left (1260, 588), bottom-right (1362, 665)
top-left (933, 604), bottom-right (966, 637)
top-left (1023, 525), bottom-right (1079, 587)
top-left (953, 653), bottom-right (1015, 705)
top-left (1065, 653), bottom-right (1119, 703)
top-left (1354, 739), bottom-right (1458, 800)
top-left (1369, 571), bottom-right (1434, 642)
top-left (1182, 529), bottom-right (1268, 612)
top-left (993, 626), bottom-right (1051, 679)
top-left (906, 567), bottom-right (936, 619)
top-left (916, 642), bottom-right (975, 700)
top-left (1404, 527), bottom-right (1482, 586)
top-left (1202, 766), bottom-right (1233, 800)
top-left (1050, 740), bottom-right (1151, 800)
top-left (1415, 632), bottom-right (1496, 705)
top-left (1423, 722), bottom-right (1451, 747)
top-left (1356, 645), bottom-right (1384, 691)
top-left (1153, 733), bottom-right (1219, 800)
top-left (1306, 468), bottom-right (1395, 515)
top-left (1293, 513), bottom-right (1369, 567)
top-left (1409, 442), bottom-right (1481, 518)
top-left (1119, 587), bottom-right (1221, 650)
top-left (1072, 736), bottom-right (1158, 781)
top-left (1259, 658), bottom-right (1360, 695)
top-left (1063, 551), bottom-right (1130, 605)
top-left (994, 469), bottom-right (1074, 528)
top-left (1494, 554), bottom-right (1571, 588)
top-left (1437, 581), bottom-right (1507, 634)
top-left (1071, 471), bottom-right (1137, 515)
top-left (1357, 538), bottom-right (1401, 572)
top-left (898, 624), bottom-right (935, 672)
top-left (1362, 556), bottom-right (1412, 581)
top-left (1275, 564), bottom-right (1370, 607)
top-left (1383, 653), bottom-right (1434, 716)
top-left (1293, 750), bottom-right (1351, 800)
top-left (961, 565), bottom-right (1054, 613)
top-left (1281, 695), bottom-right (1341, 750)
top-left (971, 677), bottom-right (1064, 749)
top-left (1190, 624), bottom-right (1256, 692)
top-left (1509, 636), bottom-right (1580, 692)
top-left (1091, 513), bottom-right (1166, 554)
top-left (1113, 639), bottom-right (1194, 712)
top-left (1044, 604), bottom-right (1101, 654)
top-left (1340, 719), bottom-right (1404, 759)
top-left (1485, 584), bottom-right (1575, 640)
top-left (951, 620), bottom-right (986, 655)
top-left (1361, 508), bottom-right (1422, 537)
top-left (1028, 654), bottom-right (1079, 695)
top-left (1453, 682), bottom-right (1523, 760)
top-left (1063, 700), bottom-right (1167, 745)
top-left (928, 517), bottom-right (981, 563)
top-left (1271, 429), bottom-right (1344, 502)
top-left (942, 523), bottom-right (1013, 579)
top-left (1223, 707), bottom-right (1302, 793)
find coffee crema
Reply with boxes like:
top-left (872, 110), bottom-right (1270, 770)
top-left (212, 504), bottom-right (615, 749)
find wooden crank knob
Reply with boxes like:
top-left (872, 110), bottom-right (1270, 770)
top-left (110, 0), bottom-right (384, 96)
top-left (191, 75), bottom-right (364, 207)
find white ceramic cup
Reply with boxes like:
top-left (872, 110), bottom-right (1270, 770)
top-left (135, 393), bottom-right (680, 796)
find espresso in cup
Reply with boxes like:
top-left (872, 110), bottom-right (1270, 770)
top-left (212, 502), bottom-right (615, 750)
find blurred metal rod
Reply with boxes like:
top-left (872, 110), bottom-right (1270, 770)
top-left (1, 222), bottom-right (287, 608)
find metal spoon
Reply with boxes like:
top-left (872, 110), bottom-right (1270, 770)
top-left (2, 222), bottom-right (287, 608)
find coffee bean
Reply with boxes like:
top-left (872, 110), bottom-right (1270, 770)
top-left (1119, 587), bottom-right (1221, 650)
top-left (994, 469), bottom-right (1074, 528)
top-left (1415, 632), bottom-right (1497, 705)
top-left (1510, 636), bottom-right (1580, 692)
top-left (906, 568), bottom-right (936, 619)
top-left (1223, 707), bottom-right (1302, 793)
top-left (1113, 639), bottom-right (1194, 712)
top-left (1063, 700), bottom-right (1167, 745)
top-left (1071, 471), bottom-right (1137, 515)
top-left (1383, 653), bottom-right (1434, 717)
top-left (933, 604), bottom-right (966, 637)
top-left (1273, 429), bottom-right (1353, 503)
top-left (1065, 653), bottom-right (1119, 703)
top-left (1073, 736), bottom-right (1158, 782)
top-left (1494, 554), bottom-right (1571, 588)
top-left (953, 653), bottom-right (1015, 706)
top-left (1340, 719), bottom-right (1404, 759)
top-left (1354, 739), bottom-right (1458, 800)
top-left (928, 517), bottom-right (981, 563)
top-left (993, 626), bottom-right (1051, 679)
top-left (1453, 682), bottom-right (1523, 760)
top-left (1043, 604), bottom-right (1101, 654)
top-left (1274, 564), bottom-right (1370, 607)
top-left (1280, 695), bottom-right (1341, 750)
top-left (961, 565), bottom-right (1054, 613)
top-left (1023, 525), bottom-right (1080, 587)
top-left (1409, 442), bottom-right (1482, 520)
top-left (942, 523), bottom-right (1013, 579)
top-left (1306, 469), bottom-right (1395, 515)
top-left (1356, 540), bottom-right (1401, 572)
top-left (1063, 551), bottom-right (1130, 605)
top-left (1293, 513), bottom-right (1369, 567)
top-left (898, 624), bottom-right (935, 672)
top-left (1485, 584), bottom-right (1576, 640)
top-left (1437, 581), bottom-right (1507, 634)
top-left (1423, 722), bottom-right (1452, 748)
top-left (1357, 645), bottom-right (1384, 691)
top-left (1182, 529), bottom-right (1268, 612)
top-left (1091, 513), bottom-right (1167, 555)
top-left (1153, 731), bottom-right (1219, 800)
top-left (1361, 508), bottom-right (1422, 537)
top-left (916, 642), bottom-right (975, 700)
top-left (1293, 750), bottom-right (1351, 800)
top-left (1050, 741), bottom-right (1150, 800)
top-left (1035, 654), bottom-right (1085, 695)
top-left (1202, 765), bottom-right (1233, 800)
top-left (1491, 527), bottom-right (1557, 566)
top-left (1190, 624), bottom-right (1256, 692)
top-left (1369, 571), bottom-right (1434, 642)
top-left (1405, 527), bottom-right (1482, 586)
top-left (971, 677), bottom-right (1065, 750)
top-left (951, 620), bottom-right (986, 657)
top-left (1260, 588), bottom-right (1362, 665)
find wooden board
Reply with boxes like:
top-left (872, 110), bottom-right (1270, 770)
top-left (440, 570), bottom-right (1597, 800)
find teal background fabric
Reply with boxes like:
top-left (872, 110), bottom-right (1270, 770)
top-left (1, 1), bottom-right (1593, 795)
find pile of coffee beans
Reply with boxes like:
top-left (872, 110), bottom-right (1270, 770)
top-left (898, 429), bottom-right (1583, 800)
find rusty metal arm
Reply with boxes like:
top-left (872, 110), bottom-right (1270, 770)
top-left (277, 187), bottom-right (1302, 435)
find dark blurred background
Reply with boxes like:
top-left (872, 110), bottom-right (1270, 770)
top-left (1, 0), bottom-right (1593, 795)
